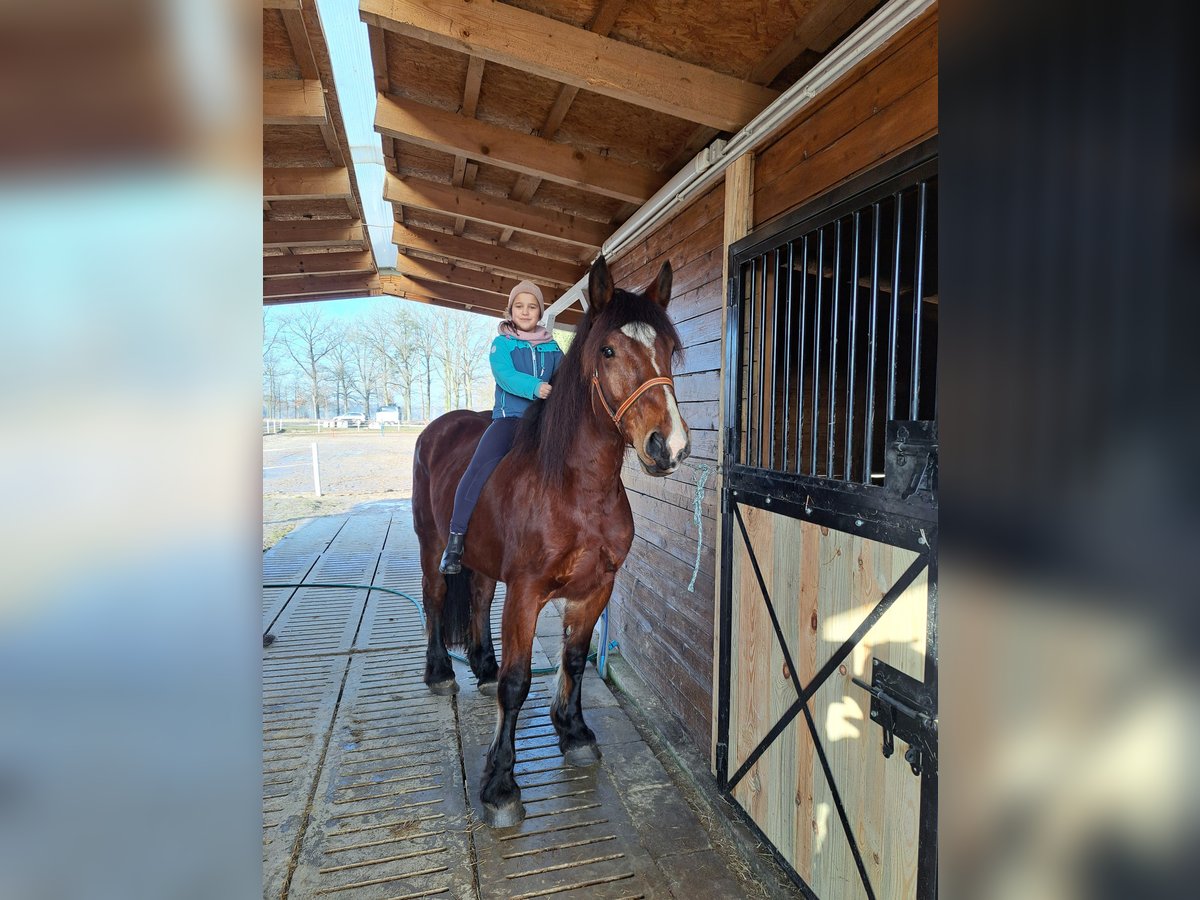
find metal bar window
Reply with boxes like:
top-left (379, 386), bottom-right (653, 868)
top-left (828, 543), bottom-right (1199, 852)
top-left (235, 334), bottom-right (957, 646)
top-left (845, 210), bottom-right (861, 481)
top-left (730, 157), bottom-right (937, 484)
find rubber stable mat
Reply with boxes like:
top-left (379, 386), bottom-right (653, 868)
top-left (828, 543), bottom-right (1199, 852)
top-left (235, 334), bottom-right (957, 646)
top-left (286, 647), bottom-right (477, 900)
top-left (264, 653), bottom-right (350, 900)
top-left (263, 503), bottom-right (753, 900)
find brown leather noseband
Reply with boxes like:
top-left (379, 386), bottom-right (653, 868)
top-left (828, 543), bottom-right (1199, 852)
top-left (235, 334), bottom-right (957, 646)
top-left (591, 369), bottom-right (675, 429)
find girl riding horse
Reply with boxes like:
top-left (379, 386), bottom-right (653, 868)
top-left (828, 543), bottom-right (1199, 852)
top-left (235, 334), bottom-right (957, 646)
top-left (411, 255), bottom-right (690, 827)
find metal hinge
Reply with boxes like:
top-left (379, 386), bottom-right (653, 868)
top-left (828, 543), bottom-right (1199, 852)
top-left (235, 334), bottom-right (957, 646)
top-left (853, 658), bottom-right (937, 776)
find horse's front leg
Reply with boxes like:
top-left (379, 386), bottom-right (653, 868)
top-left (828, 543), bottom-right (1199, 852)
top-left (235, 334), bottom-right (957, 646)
top-left (480, 584), bottom-right (541, 827)
top-left (550, 583), bottom-right (612, 767)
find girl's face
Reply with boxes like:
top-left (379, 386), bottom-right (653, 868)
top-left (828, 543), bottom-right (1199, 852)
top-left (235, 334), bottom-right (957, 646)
top-left (510, 292), bottom-right (541, 331)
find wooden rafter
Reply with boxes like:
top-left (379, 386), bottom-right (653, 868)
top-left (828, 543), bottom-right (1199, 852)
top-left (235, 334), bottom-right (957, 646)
top-left (375, 94), bottom-right (662, 204)
top-left (264, 273), bottom-right (382, 299)
top-left (383, 273), bottom-right (514, 311)
top-left (360, 0), bottom-right (778, 132)
top-left (392, 224), bottom-right (583, 286)
top-left (264, 220), bottom-right (366, 249)
top-left (451, 55), bottom-right (486, 236)
top-left (385, 174), bottom-right (608, 249)
top-left (497, 0), bottom-right (626, 246)
top-left (264, 166), bottom-right (354, 201)
top-left (380, 274), bottom-right (582, 324)
top-left (263, 79), bottom-right (327, 125)
top-left (264, 250), bottom-right (375, 278)
top-left (392, 253), bottom-right (519, 296)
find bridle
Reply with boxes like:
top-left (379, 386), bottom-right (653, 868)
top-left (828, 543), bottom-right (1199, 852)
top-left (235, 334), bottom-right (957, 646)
top-left (591, 367), bottom-right (675, 431)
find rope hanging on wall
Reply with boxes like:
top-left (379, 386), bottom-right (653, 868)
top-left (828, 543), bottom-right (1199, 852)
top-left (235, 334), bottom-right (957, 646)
top-left (686, 462), bottom-right (710, 593)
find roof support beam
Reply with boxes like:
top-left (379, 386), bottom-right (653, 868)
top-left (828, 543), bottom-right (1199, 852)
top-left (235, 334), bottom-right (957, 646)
top-left (360, 0), bottom-right (778, 132)
top-left (263, 250), bottom-right (375, 278)
top-left (263, 220), bottom-right (366, 249)
top-left (263, 79), bottom-right (328, 125)
top-left (385, 174), bottom-right (608, 249)
top-left (374, 94), bottom-right (662, 204)
top-left (264, 273), bottom-right (382, 300)
top-left (392, 224), bottom-right (583, 286)
top-left (380, 274), bottom-right (582, 324)
top-left (264, 167), bottom-right (353, 201)
top-left (381, 274), bottom-right (512, 312)
top-left (391, 254), bottom-right (518, 296)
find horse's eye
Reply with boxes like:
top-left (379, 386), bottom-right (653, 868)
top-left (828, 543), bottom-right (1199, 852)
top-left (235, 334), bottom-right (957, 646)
top-left (601, 346), bottom-right (615, 359)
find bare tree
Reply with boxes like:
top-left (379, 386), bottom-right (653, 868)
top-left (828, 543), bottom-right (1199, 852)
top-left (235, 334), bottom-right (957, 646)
top-left (326, 337), bottom-right (354, 416)
top-left (411, 307), bottom-right (439, 419)
top-left (280, 306), bottom-right (340, 419)
top-left (349, 323), bottom-right (381, 416)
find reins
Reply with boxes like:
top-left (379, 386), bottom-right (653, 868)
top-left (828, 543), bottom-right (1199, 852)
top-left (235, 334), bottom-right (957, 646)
top-left (591, 369), bottom-right (675, 429)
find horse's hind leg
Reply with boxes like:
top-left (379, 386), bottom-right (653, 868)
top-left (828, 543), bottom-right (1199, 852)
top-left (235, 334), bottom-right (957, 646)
top-left (550, 584), bottom-right (611, 767)
top-left (480, 580), bottom-right (542, 827)
top-left (468, 573), bottom-right (500, 693)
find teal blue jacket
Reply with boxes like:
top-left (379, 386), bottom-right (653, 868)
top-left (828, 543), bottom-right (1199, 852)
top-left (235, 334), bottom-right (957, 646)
top-left (490, 334), bottom-right (563, 418)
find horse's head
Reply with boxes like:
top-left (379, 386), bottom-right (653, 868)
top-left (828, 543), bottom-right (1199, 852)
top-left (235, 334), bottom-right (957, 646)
top-left (585, 256), bottom-right (691, 476)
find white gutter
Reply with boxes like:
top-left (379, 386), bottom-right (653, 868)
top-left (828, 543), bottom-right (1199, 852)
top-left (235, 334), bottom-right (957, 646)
top-left (544, 0), bottom-right (934, 331)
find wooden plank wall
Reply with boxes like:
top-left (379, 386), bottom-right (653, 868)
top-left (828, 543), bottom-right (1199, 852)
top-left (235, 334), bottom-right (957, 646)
top-left (753, 6), bottom-right (938, 227)
top-left (604, 6), bottom-right (937, 760)
top-left (607, 182), bottom-right (725, 752)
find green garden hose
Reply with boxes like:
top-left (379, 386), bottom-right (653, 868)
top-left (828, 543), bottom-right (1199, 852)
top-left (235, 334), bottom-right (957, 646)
top-left (262, 581), bottom-right (587, 675)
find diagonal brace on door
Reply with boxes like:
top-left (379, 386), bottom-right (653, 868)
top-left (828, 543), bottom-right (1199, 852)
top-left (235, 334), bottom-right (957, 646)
top-left (725, 504), bottom-right (929, 792)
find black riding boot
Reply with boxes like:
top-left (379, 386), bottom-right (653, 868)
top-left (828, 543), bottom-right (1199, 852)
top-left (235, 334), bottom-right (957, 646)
top-left (439, 531), bottom-right (465, 575)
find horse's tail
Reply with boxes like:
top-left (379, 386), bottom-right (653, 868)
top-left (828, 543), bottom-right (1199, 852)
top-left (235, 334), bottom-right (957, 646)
top-left (441, 567), bottom-right (473, 649)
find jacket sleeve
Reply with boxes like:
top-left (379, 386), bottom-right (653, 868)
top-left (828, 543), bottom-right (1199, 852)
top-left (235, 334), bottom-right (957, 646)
top-left (490, 338), bottom-right (543, 399)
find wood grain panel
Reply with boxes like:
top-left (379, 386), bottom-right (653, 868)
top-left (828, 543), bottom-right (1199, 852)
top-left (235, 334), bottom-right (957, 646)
top-left (726, 506), bottom-right (927, 895)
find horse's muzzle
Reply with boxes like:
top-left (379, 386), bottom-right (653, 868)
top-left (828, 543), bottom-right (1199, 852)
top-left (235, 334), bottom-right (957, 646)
top-left (643, 431), bottom-right (691, 476)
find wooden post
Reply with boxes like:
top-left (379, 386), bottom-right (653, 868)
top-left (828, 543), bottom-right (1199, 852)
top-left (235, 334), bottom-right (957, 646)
top-left (311, 442), bottom-right (322, 497)
top-left (712, 151), bottom-right (754, 774)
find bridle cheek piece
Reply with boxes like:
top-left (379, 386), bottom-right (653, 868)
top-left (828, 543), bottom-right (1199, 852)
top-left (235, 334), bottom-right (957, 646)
top-left (591, 368), bottom-right (675, 432)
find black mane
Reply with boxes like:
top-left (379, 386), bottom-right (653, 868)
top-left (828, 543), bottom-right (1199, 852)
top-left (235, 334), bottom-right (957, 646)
top-left (513, 287), bottom-right (682, 488)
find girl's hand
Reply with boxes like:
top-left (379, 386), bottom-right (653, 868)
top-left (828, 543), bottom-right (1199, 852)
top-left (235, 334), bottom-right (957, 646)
top-left (536, 383), bottom-right (552, 399)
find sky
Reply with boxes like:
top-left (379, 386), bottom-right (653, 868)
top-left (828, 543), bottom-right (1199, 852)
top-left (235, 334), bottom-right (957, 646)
top-left (316, 0), bottom-right (398, 276)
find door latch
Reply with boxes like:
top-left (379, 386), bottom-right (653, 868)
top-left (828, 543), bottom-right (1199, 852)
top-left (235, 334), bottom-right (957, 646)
top-left (853, 658), bottom-right (937, 777)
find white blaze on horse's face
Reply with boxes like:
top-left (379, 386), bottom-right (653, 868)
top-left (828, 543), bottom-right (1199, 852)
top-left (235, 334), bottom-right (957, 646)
top-left (619, 322), bottom-right (690, 473)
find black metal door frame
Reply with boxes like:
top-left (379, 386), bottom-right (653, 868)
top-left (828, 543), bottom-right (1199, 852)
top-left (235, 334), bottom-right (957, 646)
top-left (715, 142), bottom-right (939, 899)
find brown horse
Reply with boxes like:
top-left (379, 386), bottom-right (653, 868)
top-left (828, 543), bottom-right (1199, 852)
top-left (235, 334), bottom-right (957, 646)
top-left (411, 255), bottom-right (690, 827)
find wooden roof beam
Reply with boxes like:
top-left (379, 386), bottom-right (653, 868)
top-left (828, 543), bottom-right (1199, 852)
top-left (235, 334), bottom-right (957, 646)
top-left (385, 174), bottom-right (608, 250)
top-left (381, 274), bottom-right (512, 312)
top-left (392, 253), bottom-right (517, 296)
top-left (264, 273), bottom-right (382, 300)
top-left (264, 79), bottom-right (327, 126)
top-left (496, 0), bottom-right (627, 246)
top-left (264, 220), bottom-right (366, 249)
top-left (380, 275), bottom-right (582, 325)
top-left (263, 250), bottom-right (375, 278)
top-left (264, 166), bottom-right (353, 201)
top-left (374, 94), bottom-right (662, 205)
top-left (392, 224), bottom-right (583, 286)
top-left (360, 0), bottom-right (778, 132)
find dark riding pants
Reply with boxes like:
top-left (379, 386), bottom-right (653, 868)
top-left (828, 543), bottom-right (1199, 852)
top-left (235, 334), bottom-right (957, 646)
top-left (449, 416), bottom-right (521, 533)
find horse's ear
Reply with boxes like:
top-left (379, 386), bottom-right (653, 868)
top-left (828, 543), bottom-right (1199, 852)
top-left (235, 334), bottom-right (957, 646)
top-left (588, 255), bottom-right (613, 314)
top-left (645, 261), bottom-right (673, 308)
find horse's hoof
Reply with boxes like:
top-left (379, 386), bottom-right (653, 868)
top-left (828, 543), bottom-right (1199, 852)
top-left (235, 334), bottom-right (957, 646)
top-left (482, 799), bottom-right (525, 828)
top-left (477, 679), bottom-right (498, 696)
top-left (427, 678), bottom-right (458, 696)
top-left (563, 743), bottom-right (602, 767)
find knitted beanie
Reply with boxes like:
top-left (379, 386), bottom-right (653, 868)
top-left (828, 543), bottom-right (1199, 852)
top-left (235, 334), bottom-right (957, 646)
top-left (505, 280), bottom-right (544, 318)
